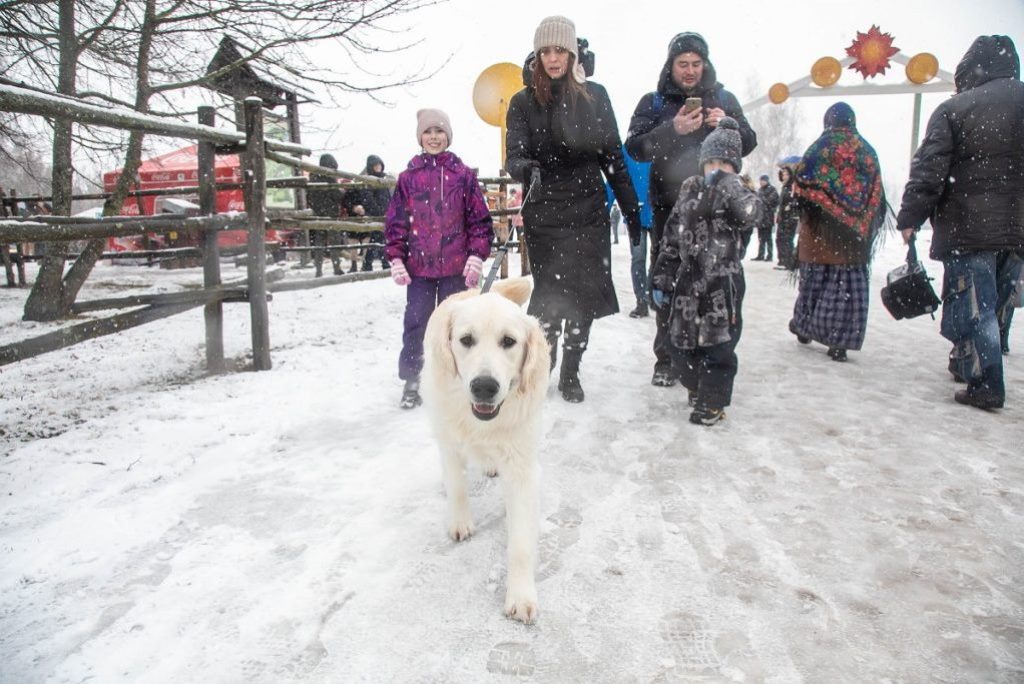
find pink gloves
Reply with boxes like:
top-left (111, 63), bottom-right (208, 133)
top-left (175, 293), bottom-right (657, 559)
top-left (390, 260), bottom-right (411, 286)
top-left (463, 255), bottom-right (484, 288)
top-left (391, 257), bottom-right (483, 288)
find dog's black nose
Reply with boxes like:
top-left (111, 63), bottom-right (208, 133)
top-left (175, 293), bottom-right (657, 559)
top-left (470, 376), bottom-right (500, 401)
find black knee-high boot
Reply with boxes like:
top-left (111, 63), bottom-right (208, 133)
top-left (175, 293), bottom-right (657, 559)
top-left (541, 318), bottom-right (562, 372)
top-left (558, 319), bottom-right (592, 403)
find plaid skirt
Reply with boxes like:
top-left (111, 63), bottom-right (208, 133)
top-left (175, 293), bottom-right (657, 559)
top-left (792, 263), bottom-right (870, 350)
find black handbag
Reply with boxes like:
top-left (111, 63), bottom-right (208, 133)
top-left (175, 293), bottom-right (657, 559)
top-left (881, 237), bottom-right (941, 320)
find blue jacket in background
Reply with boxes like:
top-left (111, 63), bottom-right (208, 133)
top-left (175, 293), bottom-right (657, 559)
top-left (607, 145), bottom-right (653, 229)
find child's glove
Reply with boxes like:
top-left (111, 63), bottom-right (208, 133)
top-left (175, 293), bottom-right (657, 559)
top-left (390, 260), bottom-right (411, 286)
top-left (463, 255), bottom-right (484, 288)
top-left (651, 289), bottom-right (667, 309)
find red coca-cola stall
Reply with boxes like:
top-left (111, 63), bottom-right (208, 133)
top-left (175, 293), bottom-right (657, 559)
top-left (103, 145), bottom-right (284, 251)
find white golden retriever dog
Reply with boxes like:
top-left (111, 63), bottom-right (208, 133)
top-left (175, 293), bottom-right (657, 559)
top-left (421, 277), bottom-right (550, 623)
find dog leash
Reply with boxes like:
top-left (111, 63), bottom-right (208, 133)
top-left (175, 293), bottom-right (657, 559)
top-left (480, 170), bottom-right (540, 294)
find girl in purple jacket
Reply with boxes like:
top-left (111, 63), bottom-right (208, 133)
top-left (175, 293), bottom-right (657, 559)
top-left (385, 108), bottom-right (495, 408)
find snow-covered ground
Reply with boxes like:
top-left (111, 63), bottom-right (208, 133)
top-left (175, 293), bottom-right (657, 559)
top-left (1, 233), bottom-right (1021, 682)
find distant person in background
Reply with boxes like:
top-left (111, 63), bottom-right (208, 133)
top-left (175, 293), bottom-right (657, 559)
top-left (306, 153), bottom-right (345, 278)
top-left (507, 187), bottom-right (524, 241)
top-left (897, 35), bottom-right (1024, 411)
top-left (752, 174), bottom-right (779, 261)
top-left (608, 202), bottom-right (621, 244)
top-left (625, 31), bottom-right (756, 388)
top-left (789, 102), bottom-right (887, 363)
top-left (774, 164), bottom-right (799, 270)
top-left (385, 108), bottom-right (494, 409)
top-left (344, 154), bottom-right (392, 271)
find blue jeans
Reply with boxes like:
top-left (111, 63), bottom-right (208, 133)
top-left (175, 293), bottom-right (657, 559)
top-left (630, 231), bottom-right (649, 306)
top-left (941, 250), bottom-right (1023, 400)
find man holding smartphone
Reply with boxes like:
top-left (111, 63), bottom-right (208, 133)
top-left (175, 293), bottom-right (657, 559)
top-left (626, 31), bottom-right (757, 387)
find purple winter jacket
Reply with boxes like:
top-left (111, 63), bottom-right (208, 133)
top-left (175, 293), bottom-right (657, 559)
top-left (384, 151), bottom-right (494, 279)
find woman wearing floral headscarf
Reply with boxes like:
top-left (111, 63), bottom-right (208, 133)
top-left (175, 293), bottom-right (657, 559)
top-left (788, 102), bottom-right (887, 362)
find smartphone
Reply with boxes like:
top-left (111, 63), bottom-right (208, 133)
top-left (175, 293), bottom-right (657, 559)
top-left (683, 97), bottom-right (702, 114)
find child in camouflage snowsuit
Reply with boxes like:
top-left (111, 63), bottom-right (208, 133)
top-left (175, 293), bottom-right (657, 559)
top-left (650, 118), bottom-right (759, 426)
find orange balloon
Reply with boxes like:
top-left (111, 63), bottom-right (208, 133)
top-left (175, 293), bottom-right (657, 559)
top-left (472, 63), bottom-right (523, 127)
top-left (768, 83), bottom-right (790, 105)
top-left (906, 52), bottom-right (939, 85)
top-left (811, 56), bottom-right (842, 87)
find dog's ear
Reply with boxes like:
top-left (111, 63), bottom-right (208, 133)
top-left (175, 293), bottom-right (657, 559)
top-left (517, 317), bottom-right (550, 398)
top-left (423, 297), bottom-right (460, 379)
top-left (491, 277), bottom-right (532, 306)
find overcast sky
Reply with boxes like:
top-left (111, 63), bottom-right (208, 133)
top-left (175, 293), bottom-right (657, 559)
top-left (302, 0), bottom-right (1023, 190)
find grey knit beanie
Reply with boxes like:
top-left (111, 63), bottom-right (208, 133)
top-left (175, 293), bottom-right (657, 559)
top-left (699, 117), bottom-right (743, 172)
top-left (416, 108), bottom-right (452, 146)
top-left (533, 15), bottom-right (586, 83)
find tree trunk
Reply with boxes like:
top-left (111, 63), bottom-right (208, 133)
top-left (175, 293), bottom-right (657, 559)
top-left (23, 0), bottom-right (77, 322)
top-left (63, 0), bottom-right (157, 310)
top-left (24, 0), bottom-right (159, 319)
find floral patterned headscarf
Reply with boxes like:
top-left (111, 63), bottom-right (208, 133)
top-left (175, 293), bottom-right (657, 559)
top-left (794, 102), bottom-right (884, 240)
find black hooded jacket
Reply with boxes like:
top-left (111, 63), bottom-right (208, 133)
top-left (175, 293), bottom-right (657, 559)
top-left (896, 35), bottom-right (1024, 259)
top-left (625, 34), bottom-right (757, 209)
top-left (307, 153), bottom-right (343, 218)
top-left (757, 183), bottom-right (779, 228)
top-left (343, 154), bottom-right (392, 218)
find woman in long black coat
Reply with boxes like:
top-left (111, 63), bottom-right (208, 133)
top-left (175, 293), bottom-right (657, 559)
top-left (505, 15), bottom-right (641, 403)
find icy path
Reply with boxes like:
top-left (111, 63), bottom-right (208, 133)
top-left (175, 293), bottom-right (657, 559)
top-left (1, 233), bottom-right (1021, 682)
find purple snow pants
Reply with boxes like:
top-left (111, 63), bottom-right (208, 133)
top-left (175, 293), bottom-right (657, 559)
top-left (399, 274), bottom-right (465, 381)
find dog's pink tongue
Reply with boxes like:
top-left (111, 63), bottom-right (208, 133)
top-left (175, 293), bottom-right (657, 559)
top-left (473, 403), bottom-right (496, 414)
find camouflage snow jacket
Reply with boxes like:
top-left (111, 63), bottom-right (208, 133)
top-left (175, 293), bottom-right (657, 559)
top-left (651, 172), bottom-right (759, 349)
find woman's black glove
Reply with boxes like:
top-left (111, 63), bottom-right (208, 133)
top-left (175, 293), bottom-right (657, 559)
top-left (522, 160), bottom-right (541, 187)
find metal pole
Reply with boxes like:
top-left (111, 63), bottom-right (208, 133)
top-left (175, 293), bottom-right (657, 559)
top-left (243, 97), bottom-right (272, 371)
top-left (910, 92), bottom-right (923, 162)
top-left (198, 105), bottom-right (225, 373)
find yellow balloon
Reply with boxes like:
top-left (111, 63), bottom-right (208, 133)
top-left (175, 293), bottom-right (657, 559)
top-left (811, 56), bottom-right (842, 87)
top-left (472, 63), bottom-right (523, 127)
top-left (906, 52), bottom-right (939, 85)
top-left (768, 82), bottom-right (790, 105)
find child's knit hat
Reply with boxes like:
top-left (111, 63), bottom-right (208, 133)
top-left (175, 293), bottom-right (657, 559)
top-left (416, 108), bottom-right (452, 146)
top-left (699, 117), bottom-right (742, 172)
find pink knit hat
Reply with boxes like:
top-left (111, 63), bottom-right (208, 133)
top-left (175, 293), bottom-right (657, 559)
top-left (416, 108), bottom-right (452, 146)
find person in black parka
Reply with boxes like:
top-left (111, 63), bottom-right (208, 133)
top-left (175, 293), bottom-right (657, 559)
top-left (342, 154), bottom-right (392, 271)
top-left (306, 153), bottom-right (345, 277)
top-left (775, 165), bottom-right (799, 270)
top-left (506, 15), bottom-right (642, 403)
top-left (897, 35), bottom-right (1024, 410)
top-left (753, 174), bottom-right (779, 261)
top-left (625, 32), bottom-right (756, 387)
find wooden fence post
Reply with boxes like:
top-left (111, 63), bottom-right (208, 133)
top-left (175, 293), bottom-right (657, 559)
top-left (1, 189), bottom-right (15, 287)
top-left (497, 175), bottom-right (510, 280)
top-left (9, 189), bottom-right (28, 284)
top-left (242, 97), bottom-right (272, 371)
top-left (286, 91), bottom-right (310, 267)
top-left (198, 106), bottom-right (225, 373)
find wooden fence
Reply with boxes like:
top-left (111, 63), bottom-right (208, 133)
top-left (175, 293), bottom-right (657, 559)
top-left (0, 83), bottom-right (519, 372)
top-left (0, 84), bottom-right (299, 371)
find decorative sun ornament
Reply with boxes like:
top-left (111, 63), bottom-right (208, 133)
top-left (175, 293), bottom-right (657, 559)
top-left (846, 25), bottom-right (899, 79)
